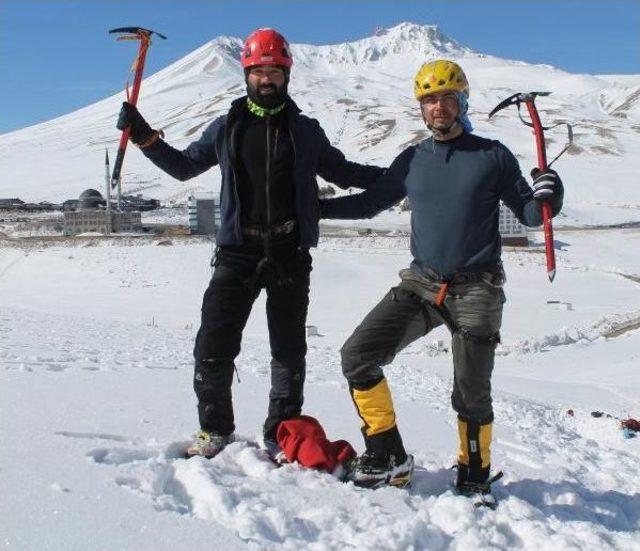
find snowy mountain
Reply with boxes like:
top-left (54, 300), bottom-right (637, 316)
top-left (1, 21), bottom-right (639, 223)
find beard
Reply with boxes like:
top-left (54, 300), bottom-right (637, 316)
top-left (423, 113), bottom-right (460, 138)
top-left (429, 120), bottom-right (457, 136)
top-left (246, 81), bottom-right (288, 109)
top-left (420, 103), bottom-right (460, 138)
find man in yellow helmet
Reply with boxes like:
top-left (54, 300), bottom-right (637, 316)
top-left (413, 59), bottom-right (473, 136)
top-left (320, 60), bottom-right (564, 495)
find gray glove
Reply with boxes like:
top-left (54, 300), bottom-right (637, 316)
top-left (531, 168), bottom-right (561, 202)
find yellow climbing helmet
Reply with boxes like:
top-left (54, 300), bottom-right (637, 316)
top-left (414, 60), bottom-right (469, 101)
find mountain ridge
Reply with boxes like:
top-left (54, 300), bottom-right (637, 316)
top-left (1, 22), bottom-right (639, 227)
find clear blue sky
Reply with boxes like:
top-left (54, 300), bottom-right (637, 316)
top-left (1, 1), bottom-right (638, 133)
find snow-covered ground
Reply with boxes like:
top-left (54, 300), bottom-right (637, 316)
top-left (2, 228), bottom-right (639, 550)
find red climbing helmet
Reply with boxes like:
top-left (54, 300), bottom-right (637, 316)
top-left (241, 28), bottom-right (293, 69)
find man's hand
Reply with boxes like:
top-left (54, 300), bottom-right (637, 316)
top-left (117, 102), bottom-right (155, 145)
top-left (531, 168), bottom-right (561, 202)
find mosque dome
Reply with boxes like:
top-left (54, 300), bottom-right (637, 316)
top-left (78, 189), bottom-right (104, 209)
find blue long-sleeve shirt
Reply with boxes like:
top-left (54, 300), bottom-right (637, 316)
top-left (320, 132), bottom-right (563, 278)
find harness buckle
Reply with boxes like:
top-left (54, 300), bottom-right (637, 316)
top-left (435, 279), bottom-right (451, 307)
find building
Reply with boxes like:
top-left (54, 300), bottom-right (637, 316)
top-left (120, 195), bottom-right (161, 212)
top-left (63, 210), bottom-right (141, 235)
top-left (63, 199), bottom-right (79, 211)
top-left (0, 198), bottom-right (25, 210)
top-left (188, 192), bottom-right (220, 236)
top-left (499, 203), bottom-right (528, 247)
top-left (63, 189), bottom-right (141, 236)
top-left (0, 198), bottom-right (61, 211)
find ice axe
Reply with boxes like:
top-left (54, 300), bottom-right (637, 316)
top-left (109, 27), bottom-right (167, 190)
top-left (489, 92), bottom-right (573, 282)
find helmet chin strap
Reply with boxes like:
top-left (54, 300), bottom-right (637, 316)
top-left (426, 119), bottom-right (462, 139)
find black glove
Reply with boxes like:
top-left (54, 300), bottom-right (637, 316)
top-left (530, 168), bottom-right (561, 202)
top-left (117, 102), bottom-right (155, 145)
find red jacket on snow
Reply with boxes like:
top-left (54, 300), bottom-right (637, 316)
top-left (276, 415), bottom-right (356, 473)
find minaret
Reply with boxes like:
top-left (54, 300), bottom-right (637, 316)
top-left (105, 148), bottom-right (112, 234)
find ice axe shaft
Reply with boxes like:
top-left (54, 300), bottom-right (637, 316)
top-left (522, 100), bottom-right (556, 282)
top-left (109, 27), bottom-right (166, 189)
top-left (489, 92), bottom-right (556, 282)
top-left (111, 33), bottom-right (148, 187)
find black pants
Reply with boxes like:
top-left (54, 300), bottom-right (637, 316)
top-left (193, 235), bottom-right (311, 440)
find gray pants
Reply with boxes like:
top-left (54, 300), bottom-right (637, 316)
top-left (341, 272), bottom-right (505, 423)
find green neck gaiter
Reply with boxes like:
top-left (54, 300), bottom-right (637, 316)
top-left (246, 97), bottom-right (286, 118)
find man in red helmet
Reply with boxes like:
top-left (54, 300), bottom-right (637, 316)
top-left (117, 28), bottom-right (383, 461)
